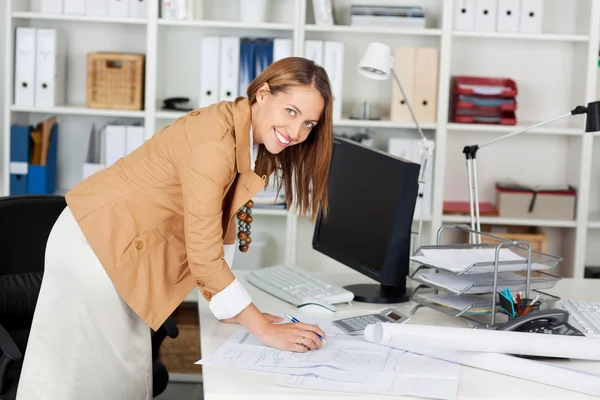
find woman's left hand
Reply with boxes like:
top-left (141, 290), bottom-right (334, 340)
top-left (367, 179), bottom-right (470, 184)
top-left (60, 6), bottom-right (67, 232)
top-left (221, 312), bottom-right (283, 324)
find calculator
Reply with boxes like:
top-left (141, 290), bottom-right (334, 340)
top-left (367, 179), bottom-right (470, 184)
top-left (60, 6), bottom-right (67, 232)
top-left (333, 307), bottom-right (410, 335)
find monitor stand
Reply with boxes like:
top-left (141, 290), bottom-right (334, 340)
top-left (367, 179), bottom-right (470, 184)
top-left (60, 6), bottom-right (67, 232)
top-left (344, 283), bottom-right (410, 304)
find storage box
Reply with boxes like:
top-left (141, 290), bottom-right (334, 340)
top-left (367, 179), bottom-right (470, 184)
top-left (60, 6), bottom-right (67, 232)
top-left (495, 182), bottom-right (576, 220)
top-left (462, 225), bottom-right (547, 252)
top-left (159, 304), bottom-right (201, 375)
top-left (86, 52), bottom-right (145, 110)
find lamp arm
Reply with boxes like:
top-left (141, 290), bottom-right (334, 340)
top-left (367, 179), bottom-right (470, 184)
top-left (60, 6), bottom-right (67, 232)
top-left (390, 68), bottom-right (427, 142)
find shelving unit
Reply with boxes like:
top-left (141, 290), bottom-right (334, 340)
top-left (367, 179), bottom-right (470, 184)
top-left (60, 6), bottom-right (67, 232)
top-left (3, 0), bottom-right (600, 281)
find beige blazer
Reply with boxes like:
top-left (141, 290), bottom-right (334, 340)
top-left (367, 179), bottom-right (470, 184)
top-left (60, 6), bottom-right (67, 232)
top-left (66, 98), bottom-right (267, 331)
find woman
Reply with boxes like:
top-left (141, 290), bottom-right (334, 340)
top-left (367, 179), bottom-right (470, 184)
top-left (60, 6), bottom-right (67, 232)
top-left (17, 57), bottom-right (334, 399)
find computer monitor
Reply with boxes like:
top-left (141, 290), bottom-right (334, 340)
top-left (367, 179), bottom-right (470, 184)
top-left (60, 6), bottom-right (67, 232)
top-left (312, 136), bottom-right (421, 304)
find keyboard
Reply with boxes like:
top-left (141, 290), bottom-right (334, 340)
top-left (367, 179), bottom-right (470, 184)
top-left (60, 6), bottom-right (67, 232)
top-left (246, 265), bottom-right (354, 306)
top-left (555, 299), bottom-right (600, 336)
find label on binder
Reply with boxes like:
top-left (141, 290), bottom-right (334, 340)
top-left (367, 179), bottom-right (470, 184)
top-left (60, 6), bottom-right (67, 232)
top-left (10, 162), bottom-right (28, 175)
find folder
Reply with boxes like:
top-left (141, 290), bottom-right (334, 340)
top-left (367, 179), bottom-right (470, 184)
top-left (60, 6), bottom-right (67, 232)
top-left (9, 125), bottom-right (32, 195)
top-left (453, 0), bottom-right (476, 31)
top-left (323, 41), bottom-right (344, 121)
top-left (474, 0), bottom-right (498, 32)
top-left (14, 27), bottom-right (36, 107)
top-left (254, 38), bottom-right (273, 76)
top-left (108, 0), bottom-right (130, 17)
top-left (497, 0), bottom-right (521, 32)
top-left (129, 0), bottom-right (148, 18)
top-left (83, 124), bottom-right (106, 179)
top-left (35, 28), bottom-right (67, 107)
top-left (519, 0), bottom-right (543, 33)
top-left (40, 0), bottom-right (63, 13)
top-left (219, 36), bottom-right (240, 102)
top-left (413, 47), bottom-right (439, 123)
top-left (272, 38), bottom-right (293, 62)
top-left (126, 125), bottom-right (145, 155)
top-left (199, 36), bottom-right (220, 107)
top-left (104, 125), bottom-right (127, 167)
top-left (86, 0), bottom-right (109, 16)
top-left (390, 47), bottom-right (416, 123)
top-left (305, 40), bottom-right (324, 66)
top-left (63, 0), bottom-right (85, 14)
top-left (239, 38), bottom-right (256, 98)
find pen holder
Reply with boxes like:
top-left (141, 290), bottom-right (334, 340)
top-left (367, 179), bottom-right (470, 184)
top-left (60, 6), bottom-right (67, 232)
top-left (511, 299), bottom-right (541, 319)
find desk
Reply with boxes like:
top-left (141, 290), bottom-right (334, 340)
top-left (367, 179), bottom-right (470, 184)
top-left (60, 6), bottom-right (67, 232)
top-left (197, 270), bottom-right (600, 399)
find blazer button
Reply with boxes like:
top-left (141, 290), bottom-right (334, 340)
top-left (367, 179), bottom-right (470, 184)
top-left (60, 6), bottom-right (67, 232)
top-left (190, 111), bottom-right (200, 116)
top-left (135, 241), bottom-right (143, 250)
top-left (197, 280), bottom-right (205, 287)
top-left (203, 291), bottom-right (212, 300)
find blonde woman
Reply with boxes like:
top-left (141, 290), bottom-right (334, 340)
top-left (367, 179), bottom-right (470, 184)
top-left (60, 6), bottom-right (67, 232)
top-left (17, 57), bottom-right (334, 400)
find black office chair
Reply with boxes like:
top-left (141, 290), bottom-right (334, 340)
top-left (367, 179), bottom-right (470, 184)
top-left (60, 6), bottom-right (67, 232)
top-left (0, 195), bottom-right (178, 399)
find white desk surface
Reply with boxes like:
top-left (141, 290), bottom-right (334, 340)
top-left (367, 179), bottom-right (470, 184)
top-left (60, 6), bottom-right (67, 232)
top-left (197, 269), bottom-right (600, 400)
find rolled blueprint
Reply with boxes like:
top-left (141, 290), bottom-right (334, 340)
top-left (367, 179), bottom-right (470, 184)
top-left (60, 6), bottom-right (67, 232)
top-left (364, 323), bottom-right (600, 398)
top-left (364, 323), bottom-right (600, 360)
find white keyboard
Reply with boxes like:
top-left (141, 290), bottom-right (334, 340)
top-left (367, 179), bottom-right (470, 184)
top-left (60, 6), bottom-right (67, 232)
top-left (555, 299), bottom-right (600, 336)
top-left (246, 265), bottom-right (354, 306)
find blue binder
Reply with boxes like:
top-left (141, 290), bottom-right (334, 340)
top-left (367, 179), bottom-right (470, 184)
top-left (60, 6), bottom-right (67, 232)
top-left (239, 38), bottom-right (256, 97)
top-left (255, 38), bottom-right (274, 76)
top-left (9, 125), bottom-right (32, 195)
top-left (27, 122), bottom-right (58, 195)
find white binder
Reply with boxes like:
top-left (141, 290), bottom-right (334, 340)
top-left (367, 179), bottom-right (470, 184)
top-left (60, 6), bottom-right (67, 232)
top-left (323, 41), bottom-right (344, 121)
top-left (85, 0), bottom-right (109, 16)
top-left (453, 0), bottom-right (475, 31)
top-left (273, 38), bottom-right (293, 62)
top-left (35, 29), bottom-right (67, 107)
top-left (219, 37), bottom-right (240, 102)
top-left (496, 0), bottom-right (521, 32)
top-left (129, 0), bottom-right (148, 18)
top-left (40, 0), bottom-right (63, 13)
top-left (412, 47), bottom-right (439, 123)
top-left (63, 0), bottom-right (85, 14)
top-left (390, 47), bottom-right (416, 123)
top-left (199, 36), bottom-right (220, 108)
top-left (125, 125), bottom-right (145, 155)
top-left (14, 27), bottom-right (36, 107)
top-left (304, 40), bottom-right (324, 66)
top-left (104, 125), bottom-right (127, 167)
top-left (108, 0), bottom-right (130, 17)
top-left (475, 0), bottom-right (498, 32)
top-left (519, 0), bottom-right (543, 33)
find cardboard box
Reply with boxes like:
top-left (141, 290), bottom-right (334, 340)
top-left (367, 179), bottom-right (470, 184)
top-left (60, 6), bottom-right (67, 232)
top-left (495, 182), bottom-right (576, 220)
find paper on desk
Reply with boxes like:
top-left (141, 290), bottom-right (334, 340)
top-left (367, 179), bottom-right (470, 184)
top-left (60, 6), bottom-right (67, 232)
top-left (364, 323), bottom-right (600, 397)
top-left (411, 248), bottom-right (552, 274)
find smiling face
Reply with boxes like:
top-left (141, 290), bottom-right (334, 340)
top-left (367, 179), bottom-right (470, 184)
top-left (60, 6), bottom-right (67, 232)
top-left (250, 83), bottom-right (325, 154)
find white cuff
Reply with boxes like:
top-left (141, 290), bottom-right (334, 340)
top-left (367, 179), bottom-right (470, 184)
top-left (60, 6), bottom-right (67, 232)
top-left (208, 278), bottom-right (252, 320)
top-left (223, 244), bottom-right (235, 269)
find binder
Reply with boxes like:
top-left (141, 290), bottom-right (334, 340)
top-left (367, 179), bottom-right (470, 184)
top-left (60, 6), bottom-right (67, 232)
top-left (496, 0), bottom-right (521, 32)
top-left (63, 0), bottom-right (85, 14)
top-left (28, 120), bottom-right (58, 195)
top-left (199, 36), bottom-right (220, 107)
top-left (219, 36), bottom-right (240, 102)
top-left (9, 125), bottom-right (32, 195)
top-left (323, 41), bottom-right (344, 121)
top-left (108, 0), bottom-right (130, 17)
top-left (239, 38), bottom-right (256, 98)
top-left (474, 0), bottom-right (498, 32)
top-left (254, 38), bottom-right (273, 76)
top-left (519, 0), bottom-right (543, 33)
top-left (14, 27), bottom-right (36, 107)
top-left (35, 29), bottom-right (67, 107)
top-left (104, 125), bottom-right (127, 167)
top-left (453, 0), bottom-right (476, 31)
top-left (83, 124), bottom-right (106, 179)
top-left (129, 0), bottom-right (148, 18)
top-left (86, 0), bottom-right (109, 16)
top-left (305, 40), bottom-right (324, 66)
top-left (413, 48), bottom-right (439, 123)
top-left (126, 125), bottom-right (145, 154)
top-left (390, 47), bottom-right (416, 123)
top-left (40, 0), bottom-right (63, 13)
top-left (272, 38), bottom-right (293, 62)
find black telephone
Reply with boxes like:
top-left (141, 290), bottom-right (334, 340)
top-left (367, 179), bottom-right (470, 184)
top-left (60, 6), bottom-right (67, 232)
top-left (496, 309), bottom-right (584, 336)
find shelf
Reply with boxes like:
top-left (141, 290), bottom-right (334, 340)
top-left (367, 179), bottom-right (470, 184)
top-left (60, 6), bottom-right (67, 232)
top-left (305, 24), bottom-right (442, 36)
top-left (156, 110), bottom-right (187, 120)
top-left (447, 122), bottom-right (585, 136)
top-left (452, 31), bottom-right (589, 42)
top-left (252, 208), bottom-right (288, 216)
top-left (442, 215), bottom-right (577, 228)
top-left (12, 11), bottom-right (147, 25)
top-left (334, 118), bottom-right (437, 130)
top-left (158, 19), bottom-right (293, 31)
top-left (588, 211), bottom-right (600, 229)
top-left (10, 104), bottom-right (145, 118)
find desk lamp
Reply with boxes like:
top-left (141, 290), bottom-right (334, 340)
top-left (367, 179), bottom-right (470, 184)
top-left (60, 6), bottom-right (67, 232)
top-left (463, 101), bottom-right (600, 244)
top-left (357, 42), bottom-right (435, 249)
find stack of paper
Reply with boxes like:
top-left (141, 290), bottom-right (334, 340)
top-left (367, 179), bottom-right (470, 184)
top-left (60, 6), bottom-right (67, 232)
top-left (197, 317), bottom-right (460, 400)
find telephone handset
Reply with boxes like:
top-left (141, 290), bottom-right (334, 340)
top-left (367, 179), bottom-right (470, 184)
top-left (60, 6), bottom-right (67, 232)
top-left (496, 309), bottom-right (584, 336)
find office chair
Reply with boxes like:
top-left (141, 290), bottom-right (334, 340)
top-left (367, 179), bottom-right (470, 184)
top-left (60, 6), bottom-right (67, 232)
top-left (0, 195), bottom-right (178, 399)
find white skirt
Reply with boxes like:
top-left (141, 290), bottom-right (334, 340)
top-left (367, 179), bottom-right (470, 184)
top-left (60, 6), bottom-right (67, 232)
top-left (16, 206), bottom-right (152, 400)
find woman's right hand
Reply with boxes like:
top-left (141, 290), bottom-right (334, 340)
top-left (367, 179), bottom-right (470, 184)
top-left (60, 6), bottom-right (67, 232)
top-left (258, 321), bottom-right (327, 352)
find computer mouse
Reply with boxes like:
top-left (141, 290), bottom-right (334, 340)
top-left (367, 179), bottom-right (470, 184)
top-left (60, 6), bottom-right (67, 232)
top-left (296, 299), bottom-right (336, 314)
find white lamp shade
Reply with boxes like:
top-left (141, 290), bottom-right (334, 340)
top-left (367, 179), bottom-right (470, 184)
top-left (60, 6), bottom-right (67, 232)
top-left (357, 42), bottom-right (392, 80)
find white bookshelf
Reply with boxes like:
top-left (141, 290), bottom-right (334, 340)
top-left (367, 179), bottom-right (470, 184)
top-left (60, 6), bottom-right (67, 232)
top-left (3, 0), bottom-right (600, 281)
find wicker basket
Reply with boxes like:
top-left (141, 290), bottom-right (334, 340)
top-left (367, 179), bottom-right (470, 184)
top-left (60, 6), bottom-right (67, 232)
top-left (159, 304), bottom-right (202, 375)
top-left (464, 225), bottom-right (548, 253)
top-left (86, 52), bottom-right (145, 110)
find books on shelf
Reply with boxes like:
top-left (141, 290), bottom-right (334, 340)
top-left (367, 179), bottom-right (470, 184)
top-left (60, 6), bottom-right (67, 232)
top-left (350, 5), bottom-right (426, 29)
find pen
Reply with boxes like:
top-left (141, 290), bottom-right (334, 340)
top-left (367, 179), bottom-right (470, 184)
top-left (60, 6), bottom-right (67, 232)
top-left (284, 313), bottom-right (327, 343)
